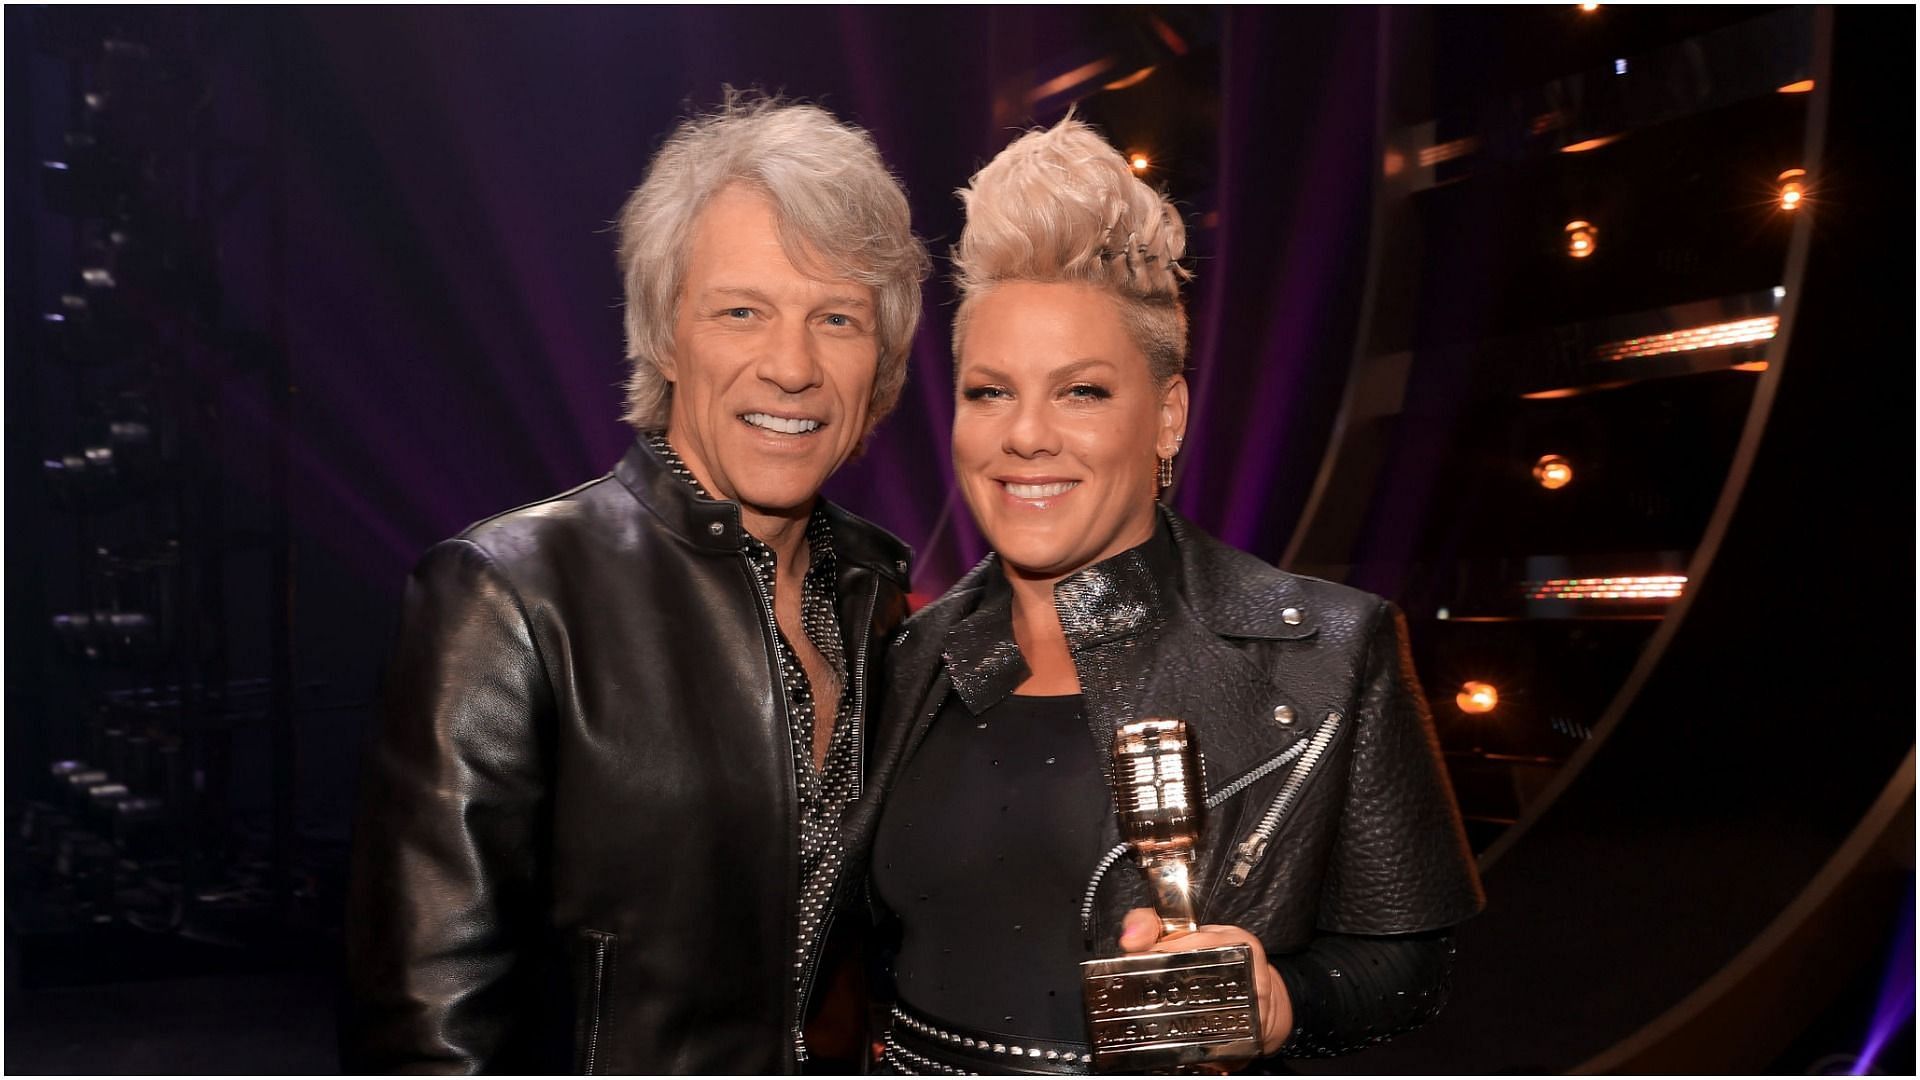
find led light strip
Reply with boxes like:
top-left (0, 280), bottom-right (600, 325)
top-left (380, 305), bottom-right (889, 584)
top-left (1594, 316), bottom-right (1778, 362)
top-left (1525, 575), bottom-right (1687, 600)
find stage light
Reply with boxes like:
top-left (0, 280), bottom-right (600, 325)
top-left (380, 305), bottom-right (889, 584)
top-left (1560, 135), bottom-right (1620, 154)
top-left (1457, 682), bottom-right (1499, 714)
top-left (1778, 168), bottom-right (1807, 211)
top-left (1777, 79), bottom-right (1815, 93)
top-left (1104, 66), bottom-right (1156, 91)
top-left (1614, 58), bottom-right (1628, 75)
top-left (1565, 220), bottom-right (1597, 259)
top-left (1773, 286), bottom-right (1787, 299)
top-left (1533, 455), bottom-right (1574, 490)
top-left (1593, 315), bottom-right (1777, 361)
top-left (1525, 575), bottom-right (1687, 600)
top-left (1579, 3), bottom-right (1600, 11)
top-left (1417, 137), bottom-right (1479, 168)
top-left (1129, 153), bottom-right (1150, 173)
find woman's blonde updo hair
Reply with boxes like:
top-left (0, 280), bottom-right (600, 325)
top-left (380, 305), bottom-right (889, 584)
top-left (951, 115), bottom-right (1192, 384)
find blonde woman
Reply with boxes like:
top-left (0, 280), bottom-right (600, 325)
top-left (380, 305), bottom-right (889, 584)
top-left (859, 117), bottom-right (1484, 1073)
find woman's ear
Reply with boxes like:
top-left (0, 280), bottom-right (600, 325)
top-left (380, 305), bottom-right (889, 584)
top-left (1159, 375), bottom-right (1190, 458)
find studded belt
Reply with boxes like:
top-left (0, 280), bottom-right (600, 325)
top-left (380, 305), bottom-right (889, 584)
top-left (881, 1000), bottom-right (1094, 1075)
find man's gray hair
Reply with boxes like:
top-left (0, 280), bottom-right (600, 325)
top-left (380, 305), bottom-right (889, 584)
top-left (615, 91), bottom-right (931, 431)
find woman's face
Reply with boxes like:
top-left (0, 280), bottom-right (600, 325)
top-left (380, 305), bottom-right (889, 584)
top-left (953, 281), bottom-right (1188, 585)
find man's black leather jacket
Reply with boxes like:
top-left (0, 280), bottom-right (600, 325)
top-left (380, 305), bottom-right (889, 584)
top-left (860, 509), bottom-right (1484, 1056)
top-left (343, 438), bottom-right (911, 1074)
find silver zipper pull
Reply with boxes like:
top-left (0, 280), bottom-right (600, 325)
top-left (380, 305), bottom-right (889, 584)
top-left (793, 1029), bottom-right (809, 1067)
top-left (1228, 835), bottom-right (1269, 886)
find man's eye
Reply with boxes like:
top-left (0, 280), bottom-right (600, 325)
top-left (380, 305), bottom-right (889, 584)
top-left (823, 313), bottom-right (852, 328)
top-left (724, 307), bottom-right (753, 319)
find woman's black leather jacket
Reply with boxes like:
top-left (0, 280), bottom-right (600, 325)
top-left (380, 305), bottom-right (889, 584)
top-left (857, 509), bottom-right (1484, 1057)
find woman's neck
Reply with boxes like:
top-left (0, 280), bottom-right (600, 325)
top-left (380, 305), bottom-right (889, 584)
top-left (1007, 574), bottom-right (1078, 695)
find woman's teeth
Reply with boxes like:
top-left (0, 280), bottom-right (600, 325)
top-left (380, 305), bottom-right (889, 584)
top-left (1004, 481), bottom-right (1077, 499)
top-left (742, 413), bottom-right (820, 434)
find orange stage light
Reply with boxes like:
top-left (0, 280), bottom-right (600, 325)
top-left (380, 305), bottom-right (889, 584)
top-left (1778, 168), bottom-right (1808, 211)
top-left (1457, 682), bottom-right (1500, 714)
top-left (1533, 455), bottom-right (1574, 490)
top-left (1560, 135), bottom-right (1620, 154)
top-left (1593, 316), bottom-right (1778, 362)
top-left (1564, 220), bottom-right (1597, 259)
top-left (1777, 80), bottom-right (1815, 94)
top-left (1129, 153), bottom-right (1151, 173)
top-left (1525, 575), bottom-right (1687, 601)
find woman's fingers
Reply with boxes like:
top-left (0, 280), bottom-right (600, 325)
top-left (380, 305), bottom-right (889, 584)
top-left (1118, 907), bottom-right (1163, 952)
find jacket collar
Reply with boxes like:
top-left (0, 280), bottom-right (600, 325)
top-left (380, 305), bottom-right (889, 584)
top-left (939, 506), bottom-right (1317, 713)
top-left (611, 437), bottom-right (910, 587)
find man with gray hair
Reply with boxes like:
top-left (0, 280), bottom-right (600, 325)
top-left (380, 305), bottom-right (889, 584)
top-left (343, 93), bottom-right (930, 1074)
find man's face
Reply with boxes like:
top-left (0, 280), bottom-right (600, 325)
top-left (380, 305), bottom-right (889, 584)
top-left (663, 184), bottom-right (880, 523)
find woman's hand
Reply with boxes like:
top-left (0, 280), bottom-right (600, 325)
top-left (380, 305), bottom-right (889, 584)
top-left (1118, 908), bottom-right (1293, 1057)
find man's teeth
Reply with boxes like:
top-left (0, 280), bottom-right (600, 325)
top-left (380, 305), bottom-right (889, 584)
top-left (1005, 481), bottom-right (1078, 499)
top-left (742, 413), bottom-right (821, 435)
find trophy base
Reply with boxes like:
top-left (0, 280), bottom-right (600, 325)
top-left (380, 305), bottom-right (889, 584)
top-left (1080, 944), bottom-right (1262, 1073)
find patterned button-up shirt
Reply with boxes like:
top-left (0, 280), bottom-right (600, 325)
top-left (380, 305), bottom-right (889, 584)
top-left (647, 432), bottom-right (858, 1052)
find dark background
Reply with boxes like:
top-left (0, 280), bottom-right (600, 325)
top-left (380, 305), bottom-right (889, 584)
top-left (6, 5), bottom-right (1912, 1075)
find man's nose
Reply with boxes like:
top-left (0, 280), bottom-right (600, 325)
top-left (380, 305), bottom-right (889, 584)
top-left (758, 318), bottom-right (824, 394)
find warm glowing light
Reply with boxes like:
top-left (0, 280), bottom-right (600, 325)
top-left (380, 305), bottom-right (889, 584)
top-left (1104, 65), bottom-right (1157, 91)
top-left (1533, 455), bottom-right (1574, 490)
top-left (1579, 3), bottom-right (1600, 10)
top-left (1028, 57), bottom-right (1114, 104)
top-left (1457, 682), bottom-right (1500, 714)
top-left (1525, 575), bottom-right (1687, 600)
top-left (1130, 153), bottom-right (1151, 172)
top-left (1594, 315), bottom-right (1778, 361)
top-left (1417, 137), bottom-right (1480, 168)
top-left (1730, 360), bottom-right (1770, 373)
top-left (1560, 135), bottom-right (1620, 154)
top-left (1565, 220), bottom-right (1597, 259)
top-left (1778, 168), bottom-right (1808, 211)
top-left (1777, 79), bottom-right (1815, 94)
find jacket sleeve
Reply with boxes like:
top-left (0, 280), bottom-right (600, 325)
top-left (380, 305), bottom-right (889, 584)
top-left (1316, 600), bottom-right (1484, 935)
top-left (1269, 929), bottom-right (1456, 1057)
top-left (342, 539), bottom-right (554, 1073)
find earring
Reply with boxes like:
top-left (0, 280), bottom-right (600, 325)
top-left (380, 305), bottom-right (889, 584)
top-left (1157, 454), bottom-right (1174, 490)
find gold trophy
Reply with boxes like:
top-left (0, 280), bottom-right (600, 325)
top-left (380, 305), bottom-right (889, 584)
top-left (1080, 719), bottom-right (1262, 1072)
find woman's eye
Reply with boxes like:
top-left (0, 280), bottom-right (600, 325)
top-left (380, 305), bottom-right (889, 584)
top-left (961, 385), bottom-right (1008, 401)
top-left (1065, 383), bottom-right (1112, 400)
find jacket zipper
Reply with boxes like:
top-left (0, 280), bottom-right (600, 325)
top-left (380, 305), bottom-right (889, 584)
top-left (738, 548), bottom-right (806, 1069)
top-left (1227, 713), bottom-right (1342, 886)
top-left (582, 931), bottom-right (614, 1075)
top-left (1078, 736), bottom-right (1314, 937)
top-left (849, 576), bottom-right (879, 803)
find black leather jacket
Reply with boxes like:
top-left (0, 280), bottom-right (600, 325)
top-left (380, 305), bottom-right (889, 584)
top-left (859, 509), bottom-right (1484, 1055)
top-left (343, 438), bottom-right (911, 1074)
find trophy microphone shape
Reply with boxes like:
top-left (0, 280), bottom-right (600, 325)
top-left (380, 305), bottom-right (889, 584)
top-left (1080, 719), bottom-right (1262, 1072)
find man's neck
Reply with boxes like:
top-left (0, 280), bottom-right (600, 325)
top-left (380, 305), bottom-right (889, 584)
top-left (743, 503), bottom-right (813, 576)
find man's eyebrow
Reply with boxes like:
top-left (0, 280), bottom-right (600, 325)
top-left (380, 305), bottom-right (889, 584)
top-left (702, 285), bottom-right (777, 305)
top-left (818, 293), bottom-right (872, 310)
